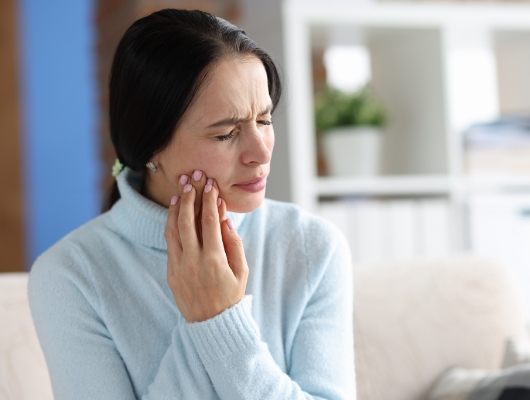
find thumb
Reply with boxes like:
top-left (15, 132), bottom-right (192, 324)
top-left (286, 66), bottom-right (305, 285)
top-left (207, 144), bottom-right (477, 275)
top-left (221, 218), bottom-right (248, 279)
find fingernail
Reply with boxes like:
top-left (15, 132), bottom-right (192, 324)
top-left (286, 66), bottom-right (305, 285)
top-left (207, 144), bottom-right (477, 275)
top-left (227, 218), bottom-right (235, 231)
top-left (179, 175), bottom-right (189, 185)
top-left (217, 198), bottom-right (221, 207)
top-left (183, 183), bottom-right (192, 193)
top-left (170, 195), bottom-right (178, 205)
top-left (204, 178), bottom-right (213, 193)
top-left (192, 170), bottom-right (203, 181)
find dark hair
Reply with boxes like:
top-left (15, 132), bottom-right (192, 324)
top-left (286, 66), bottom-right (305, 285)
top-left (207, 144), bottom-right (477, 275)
top-left (104, 8), bottom-right (282, 211)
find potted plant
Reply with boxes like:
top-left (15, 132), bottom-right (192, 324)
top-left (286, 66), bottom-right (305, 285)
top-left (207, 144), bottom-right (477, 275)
top-left (314, 85), bottom-right (387, 177)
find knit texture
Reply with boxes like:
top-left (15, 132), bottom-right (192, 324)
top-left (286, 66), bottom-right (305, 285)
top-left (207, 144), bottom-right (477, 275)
top-left (28, 168), bottom-right (355, 399)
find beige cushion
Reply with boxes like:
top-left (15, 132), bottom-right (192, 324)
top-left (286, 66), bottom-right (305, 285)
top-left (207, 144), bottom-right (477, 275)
top-left (354, 255), bottom-right (529, 400)
top-left (0, 273), bottom-right (53, 400)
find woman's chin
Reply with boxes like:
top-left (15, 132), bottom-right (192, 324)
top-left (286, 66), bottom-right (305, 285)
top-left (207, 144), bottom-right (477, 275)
top-left (225, 192), bottom-right (265, 213)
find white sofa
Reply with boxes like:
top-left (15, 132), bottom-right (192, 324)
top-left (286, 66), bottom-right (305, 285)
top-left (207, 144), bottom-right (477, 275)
top-left (0, 273), bottom-right (53, 400)
top-left (2, 255), bottom-right (528, 400)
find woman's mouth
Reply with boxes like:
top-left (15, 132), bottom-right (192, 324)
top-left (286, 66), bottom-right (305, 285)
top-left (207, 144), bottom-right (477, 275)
top-left (233, 175), bottom-right (267, 193)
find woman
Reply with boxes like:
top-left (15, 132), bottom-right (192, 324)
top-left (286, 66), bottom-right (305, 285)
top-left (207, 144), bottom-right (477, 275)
top-left (28, 8), bottom-right (355, 400)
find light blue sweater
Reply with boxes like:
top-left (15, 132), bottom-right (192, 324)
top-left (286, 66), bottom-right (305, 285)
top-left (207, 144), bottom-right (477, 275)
top-left (28, 168), bottom-right (355, 399)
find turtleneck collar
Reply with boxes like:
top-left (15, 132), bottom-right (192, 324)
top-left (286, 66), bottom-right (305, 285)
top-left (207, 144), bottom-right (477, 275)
top-left (109, 168), bottom-right (247, 251)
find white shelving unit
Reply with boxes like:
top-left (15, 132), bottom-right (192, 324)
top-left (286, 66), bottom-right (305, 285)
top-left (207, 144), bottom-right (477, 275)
top-left (282, 1), bottom-right (530, 316)
top-left (283, 1), bottom-right (530, 208)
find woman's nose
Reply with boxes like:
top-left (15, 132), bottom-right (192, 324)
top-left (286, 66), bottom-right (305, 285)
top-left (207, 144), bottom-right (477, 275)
top-left (240, 124), bottom-right (273, 166)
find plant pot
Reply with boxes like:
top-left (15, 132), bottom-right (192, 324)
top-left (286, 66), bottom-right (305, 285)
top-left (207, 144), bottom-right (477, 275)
top-left (321, 126), bottom-right (383, 177)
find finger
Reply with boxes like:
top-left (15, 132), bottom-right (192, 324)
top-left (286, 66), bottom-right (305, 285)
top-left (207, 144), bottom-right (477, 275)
top-left (220, 217), bottom-right (248, 280)
top-left (165, 174), bottom-right (189, 250)
top-left (217, 198), bottom-right (228, 253)
top-left (191, 170), bottom-right (207, 241)
top-left (178, 183), bottom-right (200, 252)
top-left (165, 194), bottom-right (182, 271)
top-left (218, 197), bottom-right (227, 223)
top-left (201, 178), bottom-right (224, 252)
top-left (191, 170), bottom-right (206, 216)
top-left (178, 174), bottom-right (190, 191)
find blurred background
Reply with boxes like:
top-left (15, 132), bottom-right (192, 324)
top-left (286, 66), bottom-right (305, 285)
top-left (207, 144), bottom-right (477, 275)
top-left (3, 0), bottom-right (530, 317)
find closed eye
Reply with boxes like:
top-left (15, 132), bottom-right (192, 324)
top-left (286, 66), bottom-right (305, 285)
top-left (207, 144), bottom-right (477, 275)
top-left (258, 119), bottom-right (273, 126)
top-left (214, 119), bottom-right (272, 142)
top-left (215, 131), bottom-right (235, 142)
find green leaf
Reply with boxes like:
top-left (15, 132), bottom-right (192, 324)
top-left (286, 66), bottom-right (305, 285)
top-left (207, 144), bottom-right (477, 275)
top-left (314, 85), bottom-right (387, 135)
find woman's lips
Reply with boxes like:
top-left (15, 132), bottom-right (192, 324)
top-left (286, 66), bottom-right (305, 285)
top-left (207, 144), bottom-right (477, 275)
top-left (233, 175), bottom-right (267, 193)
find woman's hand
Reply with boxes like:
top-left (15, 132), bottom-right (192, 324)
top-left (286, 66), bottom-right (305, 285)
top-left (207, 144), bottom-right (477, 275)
top-left (164, 170), bottom-right (249, 323)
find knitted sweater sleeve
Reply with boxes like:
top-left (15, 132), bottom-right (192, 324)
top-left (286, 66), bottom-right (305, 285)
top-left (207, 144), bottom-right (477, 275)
top-left (185, 218), bottom-right (356, 400)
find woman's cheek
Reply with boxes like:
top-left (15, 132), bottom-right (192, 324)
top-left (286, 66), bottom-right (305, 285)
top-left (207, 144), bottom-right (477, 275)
top-left (202, 168), bottom-right (229, 194)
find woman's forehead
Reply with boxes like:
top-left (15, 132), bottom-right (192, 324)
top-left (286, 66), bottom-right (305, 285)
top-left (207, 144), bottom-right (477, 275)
top-left (191, 97), bottom-right (272, 128)
top-left (188, 57), bottom-right (271, 125)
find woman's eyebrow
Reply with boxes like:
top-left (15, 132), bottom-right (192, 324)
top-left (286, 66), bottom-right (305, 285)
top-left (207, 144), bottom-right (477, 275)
top-left (206, 103), bottom-right (272, 128)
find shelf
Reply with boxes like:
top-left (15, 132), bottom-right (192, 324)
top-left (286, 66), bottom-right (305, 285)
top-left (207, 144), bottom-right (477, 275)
top-left (316, 175), bottom-right (451, 197)
top-left (288, 2), bottom-right (530, 28)
top-left (459, 175), bottom-right (530, 193)
top-left (315, 174), bottom-right (530, 197)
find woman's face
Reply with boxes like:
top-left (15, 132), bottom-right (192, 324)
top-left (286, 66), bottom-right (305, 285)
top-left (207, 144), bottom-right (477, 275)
top-left (148, 55), bottom-right (274, 213)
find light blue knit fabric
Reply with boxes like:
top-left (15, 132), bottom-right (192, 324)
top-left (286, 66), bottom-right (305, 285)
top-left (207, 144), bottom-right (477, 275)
top-left (28, 168), bottom-right (355, 400)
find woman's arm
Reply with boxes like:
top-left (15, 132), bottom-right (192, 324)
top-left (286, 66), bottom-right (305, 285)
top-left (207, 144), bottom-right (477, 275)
top-left (183, 222), bottom-right (355, 400)
top-left (165, 174), bottom-right (355, 399)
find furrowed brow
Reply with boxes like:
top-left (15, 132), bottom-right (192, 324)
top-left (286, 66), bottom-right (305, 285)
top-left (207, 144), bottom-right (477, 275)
top-left (207, 117), bottom-right (242, 129)
top-left (206, 103), bottom-right (273, 129)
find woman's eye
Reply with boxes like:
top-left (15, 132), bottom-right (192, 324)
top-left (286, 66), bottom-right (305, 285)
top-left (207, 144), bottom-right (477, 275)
top-left (215, 120), bottom-right (271, 141)
top-left (215, 131), bottom-right (235, 142)
top-left (258, 119), bottom-right (273, 126)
